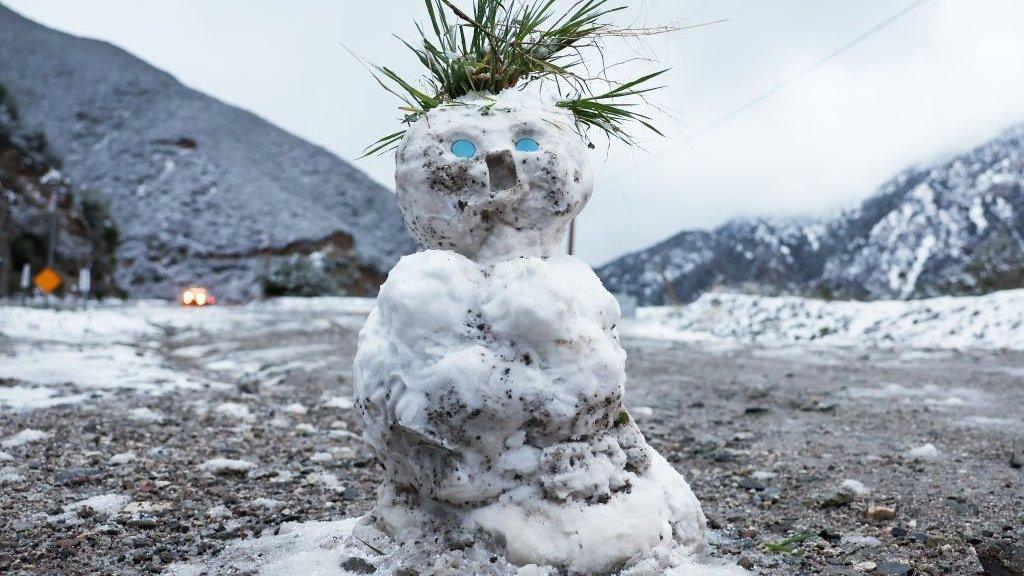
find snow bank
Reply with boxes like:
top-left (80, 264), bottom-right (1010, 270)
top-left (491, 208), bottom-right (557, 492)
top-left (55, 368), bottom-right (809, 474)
top-left (0, 297), bottom-right (375, 410)
top-left (622, 289), bottom-right (1024, 350)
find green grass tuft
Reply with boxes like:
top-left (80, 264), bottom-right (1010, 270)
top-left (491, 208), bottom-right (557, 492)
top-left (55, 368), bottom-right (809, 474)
top-left (361, 0), bottom-right (678, 156)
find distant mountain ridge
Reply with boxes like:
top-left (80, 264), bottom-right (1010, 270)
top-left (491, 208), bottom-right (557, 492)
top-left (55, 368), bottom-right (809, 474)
top-left (598, 125), bottom-right (1024, 305)
top-left (0, 4), bottom-right (414, 300)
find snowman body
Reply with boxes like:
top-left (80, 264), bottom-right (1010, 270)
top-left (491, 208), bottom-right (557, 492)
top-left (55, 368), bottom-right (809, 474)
top-left (353, 92), bottom-right (706, 574)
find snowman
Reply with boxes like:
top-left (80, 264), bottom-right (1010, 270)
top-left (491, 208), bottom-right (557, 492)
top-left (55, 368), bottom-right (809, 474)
top-left (347, 91), bottom-right (708, 575)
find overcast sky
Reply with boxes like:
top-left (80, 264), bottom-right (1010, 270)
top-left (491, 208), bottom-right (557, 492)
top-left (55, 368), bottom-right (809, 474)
top-left (7, 0), bottom-right (1024, 265)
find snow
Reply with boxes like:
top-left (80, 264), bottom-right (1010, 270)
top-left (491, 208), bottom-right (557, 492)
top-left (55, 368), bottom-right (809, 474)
top-left (906, 443), bottom-right (943, 461)
top-left (355, 248), bottom-right (708, 572)
top-left (840, 479), bottom-right (871, 497)
top-left (0, 385), bottom-right (89, 410)
top-left (395, 92), bottom-right (591, 262)
top-left (215, 402), bottom-right (253, 421)
top-left (622, 289), bottom-right (1024, 350)
top-left (200, 458), bottom-right (256, 475)
top-left (167, 519), bottom-right (359, 576)
top-left (2, 428), bottom-right (50, 448)
top-left (0, 298), bottom-right (375, 412)
top-left (170, 514), bottom-right (748, 576)
top-left (48, 493), bottom-right (131, 525)
top-left (283, 402), bottom-right (308, 415)
top-left (128, 407), bottom-right (166, 423)
top-left (0, 450), bottom-right (13, 461)
top-left (109, 451), bottom-right (137, 465)
top-left (0, 466), bottom-right (23, 484)
top-left (321, 396), bottom-right (354, 410)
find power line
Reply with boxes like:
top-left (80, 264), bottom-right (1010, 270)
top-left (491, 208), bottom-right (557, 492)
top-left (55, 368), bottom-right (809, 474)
top-left (598, 0), bottom-right (933, 186)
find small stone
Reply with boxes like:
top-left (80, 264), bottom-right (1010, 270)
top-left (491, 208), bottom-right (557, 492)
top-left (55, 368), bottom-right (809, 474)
top-left (976, 539), bottom-right (1024, 576)
top-left (1010, 450), bottom-right (1023, 470)
top-left (874, 562), bottom-right (913, 576)
top-left (128, 516), bottom-right (159, 529)
top-left (55, 467), bottom-right (100, 486)
top-left (853, 561), bottom-right (877, 572)
top-left (738, 555), bottom-right (754, 569)
top-left (820, 490), bottom-right (854, 508)
top-left (77, 505), bottom-right (95, 519)
top-left (340, 556), bottom-right (377, 574)
top-left (740, 527), bottom-right (758, 539)
top-left (866, 505), bottom-right (896, 520)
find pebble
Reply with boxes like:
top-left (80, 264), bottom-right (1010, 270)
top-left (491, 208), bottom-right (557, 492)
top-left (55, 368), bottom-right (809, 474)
top-left (874, 562), bottom-right (913, 576)
top-left (341, 556), bottom-right (377, 574)
top-left (866, 505), bottom-right (896, 520)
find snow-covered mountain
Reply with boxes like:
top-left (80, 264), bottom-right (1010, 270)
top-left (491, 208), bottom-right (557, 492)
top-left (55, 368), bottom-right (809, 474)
top-left (0, 4), bottom-right (414, 300)
top-left (599, 125), bottom-right (1024, 305)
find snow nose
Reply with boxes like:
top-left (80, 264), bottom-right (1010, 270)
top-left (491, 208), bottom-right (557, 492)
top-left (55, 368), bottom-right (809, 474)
top-left (486, 150), bottom-right (518, 192)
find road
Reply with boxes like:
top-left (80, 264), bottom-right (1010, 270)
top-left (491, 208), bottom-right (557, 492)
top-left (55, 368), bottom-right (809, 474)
top-left (0, 301), bottom-right (1021, 575)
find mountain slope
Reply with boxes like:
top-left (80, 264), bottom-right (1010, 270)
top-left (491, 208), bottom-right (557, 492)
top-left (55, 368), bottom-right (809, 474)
top-left (0, 4), bottom-right (414, 300)
top-left (598, 125), bottom-right (1024, 305)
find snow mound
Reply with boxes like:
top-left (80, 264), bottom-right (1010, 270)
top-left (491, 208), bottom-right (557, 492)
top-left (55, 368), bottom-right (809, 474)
top-left (623, 289), bottom-right (1024, 350)
top-left (906, 443), bottom-right (943, 460)
top-left (200, 458), bottom-right (256, 475)
top-left (169, 516), bottom-right (747, 576)
top-left (128, 407), bottom-right (166, 423)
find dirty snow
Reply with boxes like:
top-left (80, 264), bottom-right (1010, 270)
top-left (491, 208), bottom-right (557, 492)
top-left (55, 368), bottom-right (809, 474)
top-left (906, 443), bottom-right (943, 460)
top-left (2, 428), bottom-right (50, 448)
top-left (199, 458), bottom-right (256, 475)
top-left (169, 516), bottom-right (748, 576)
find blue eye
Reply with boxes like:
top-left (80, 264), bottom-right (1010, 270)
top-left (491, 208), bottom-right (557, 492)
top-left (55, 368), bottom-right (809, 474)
top-left (451, 140), bottom-right (477, 158)
top-left (515, 138), bottom-right (540, 152)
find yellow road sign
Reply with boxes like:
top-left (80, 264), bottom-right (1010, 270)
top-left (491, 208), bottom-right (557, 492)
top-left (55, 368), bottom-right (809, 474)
top-left (34, 267), bottom-right (62, 294)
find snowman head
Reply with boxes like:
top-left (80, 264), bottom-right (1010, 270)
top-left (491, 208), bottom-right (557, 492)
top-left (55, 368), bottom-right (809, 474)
top-left (395, 93), bottom-right (593, 261)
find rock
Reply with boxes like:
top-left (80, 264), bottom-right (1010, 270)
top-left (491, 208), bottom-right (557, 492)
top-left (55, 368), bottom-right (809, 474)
top-left (1010, 450), bottom-right (1023, 470)
top-left (866, 505), bottom-right (896, 520)
top-left (820, 490), bottom-right (854, 508)
top-left (738, 555), bottom-right (754, 569)
top-left (977, 539), bottom-right (1024, 576)
top-left (340, 556), bottom-right (377, 574)
top-left (740, 527), bottom-right (758, 539)
top-left (54, 467), bottom-right (99, 486)
top-left (854, 561), bottom-right (877, 572)
top-left (127, 516), bottom-right (159, 530)
top-left (873, 562), bottom-right (913, 576)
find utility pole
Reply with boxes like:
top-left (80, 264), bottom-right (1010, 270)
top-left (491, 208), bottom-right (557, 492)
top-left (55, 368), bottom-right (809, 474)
top-left (0, 187), bottom-right (10, 298)
top-left (567, 218), bottom-right (576, 256)
top-left (44, 190), bottom-right (60, 307)
top-left (46, 191), bottom-right (59, 270)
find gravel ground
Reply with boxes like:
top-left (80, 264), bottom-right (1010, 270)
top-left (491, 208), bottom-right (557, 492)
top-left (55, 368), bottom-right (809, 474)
top-left (1, 304), bottom-right (1022, 575)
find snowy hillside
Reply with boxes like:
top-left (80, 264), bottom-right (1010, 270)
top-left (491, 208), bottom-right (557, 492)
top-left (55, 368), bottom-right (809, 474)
top-left (621, 288), bottom-right (1024, 351)
top-left (0, 4), bottom-right (414, 300)
top-left (599, 125), bottom-right (1024, 305)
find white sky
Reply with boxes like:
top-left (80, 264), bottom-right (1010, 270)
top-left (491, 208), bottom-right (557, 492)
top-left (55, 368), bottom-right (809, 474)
top-left (7, 0), bottom-right (1024, 265)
